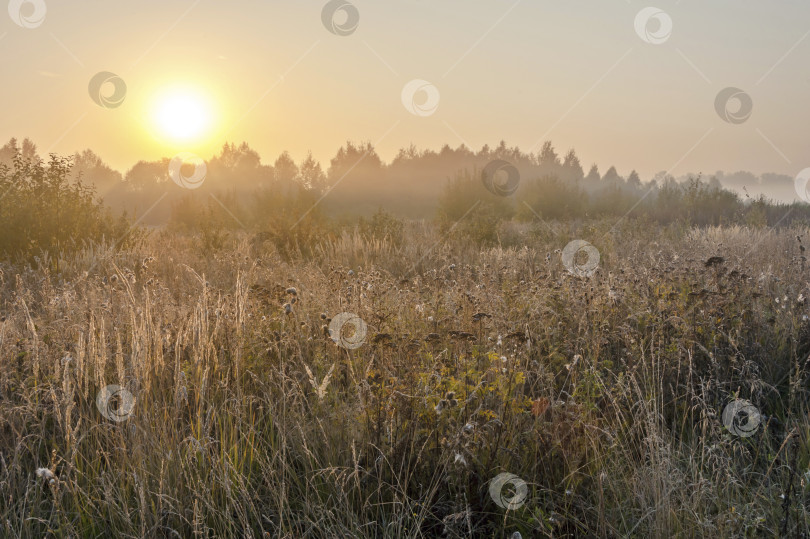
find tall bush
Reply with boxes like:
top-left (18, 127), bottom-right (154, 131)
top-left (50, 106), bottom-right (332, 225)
top-left (0, 153), bottom-right (127, 265)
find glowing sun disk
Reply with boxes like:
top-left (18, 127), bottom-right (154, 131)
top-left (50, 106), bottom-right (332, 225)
top-left (151, 90), bottom-right (212, 142)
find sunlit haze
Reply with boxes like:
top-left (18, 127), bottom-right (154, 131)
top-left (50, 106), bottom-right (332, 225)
top-left (1, 1), bottom-right (809, 182)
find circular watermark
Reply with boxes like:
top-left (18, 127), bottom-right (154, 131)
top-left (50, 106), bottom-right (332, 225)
top-left (321, 0), bottom-right (359, 36)
top-left (96, 384), bottom-right (136, 422)
top-left (402, 79), bottom-right (440, 117)
top-left (169, 152), bottom-right (207, 190)
top-left (634, 7), bottom-right (672, 45)
top-left (794, 168), bottom-right (810, 203)
top-left (8, 0), bottom-right (46, 29)
top-left (715, 87), bottom-right (753, 124)
top-left (482, 160), bottom-right (520, 197)
top-left (722, 399), bottom-right (761, 437)
top-left (489, 472), bottom-right (528, 510)
top-left (562, 240), bottom-right (600, 277)
top-left (328, 312), bottom-right (367, 349)
top-left (88, 72), bottom-right (127, 109)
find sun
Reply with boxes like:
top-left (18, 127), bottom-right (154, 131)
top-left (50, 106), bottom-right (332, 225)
top-left (150, 87), bottom-right (214, 144)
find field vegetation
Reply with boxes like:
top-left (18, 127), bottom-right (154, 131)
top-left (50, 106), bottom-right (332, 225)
top-left (0, 147), bottom-right (809, 537)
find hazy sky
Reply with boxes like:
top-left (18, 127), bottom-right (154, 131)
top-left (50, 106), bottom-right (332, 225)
top-left (1, 1), bottom-right (809, 180)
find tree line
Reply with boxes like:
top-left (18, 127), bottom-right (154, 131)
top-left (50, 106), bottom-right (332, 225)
top-left (0, 137), bottom-right (807, 261)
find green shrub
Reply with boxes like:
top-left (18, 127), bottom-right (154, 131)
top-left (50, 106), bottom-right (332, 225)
top-left (251, 183), bottom-right (332, 259)
top-left (517, 175), bottom-right (586, 221)
top-left (358, 208), bottom-right (404, 246)
top-left (0, 153), bottom-right (128, 266)
top-left (168, 192), bottom-right (246, 256)
top-left (437, 169), bottom-right (515, 246)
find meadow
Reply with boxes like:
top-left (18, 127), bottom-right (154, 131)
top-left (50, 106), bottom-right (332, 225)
top-left (3, 0), bottom-right (808, 536)
top-left (1, 210), bottom-right (809, 537)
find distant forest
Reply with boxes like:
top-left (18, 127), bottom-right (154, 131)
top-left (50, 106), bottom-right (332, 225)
top-left (0, 137), bottom-right (804, 230)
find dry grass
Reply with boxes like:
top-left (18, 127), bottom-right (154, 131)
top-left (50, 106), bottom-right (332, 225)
top-left (0, 220), bottom-right (809, 537)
